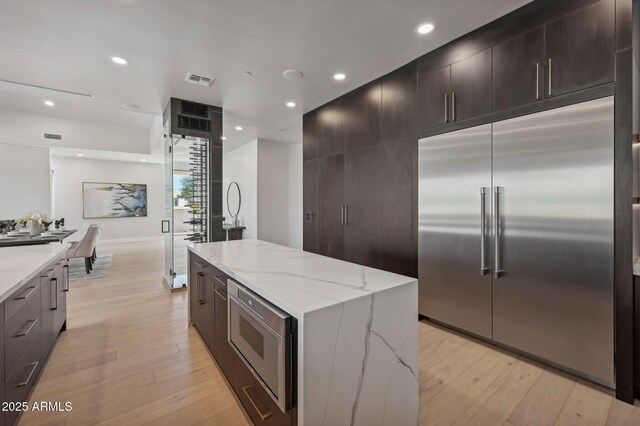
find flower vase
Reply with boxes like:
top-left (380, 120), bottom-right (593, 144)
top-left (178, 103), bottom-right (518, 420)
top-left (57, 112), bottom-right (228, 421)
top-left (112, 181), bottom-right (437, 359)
top-left (28, 221), bottom-right (42, 237)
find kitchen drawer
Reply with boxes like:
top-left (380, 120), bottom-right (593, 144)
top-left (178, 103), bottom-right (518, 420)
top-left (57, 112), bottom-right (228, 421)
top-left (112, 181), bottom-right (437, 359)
top-left (5, 287), bottom-right (41, 381)
top-left (5, 276), bottom-right (40, 324)
top-left (233, 352), bottom-right (293, 426)
top-left (5, 338), bottom-right (42, 426)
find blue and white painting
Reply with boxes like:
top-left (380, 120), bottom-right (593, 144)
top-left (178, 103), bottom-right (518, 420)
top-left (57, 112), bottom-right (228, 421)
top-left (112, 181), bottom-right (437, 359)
top-left (83, 182), bottom-right (148, 218)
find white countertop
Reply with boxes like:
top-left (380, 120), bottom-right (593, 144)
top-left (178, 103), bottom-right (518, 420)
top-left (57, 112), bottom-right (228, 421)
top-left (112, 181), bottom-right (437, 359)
top-left (0, 244), bottom-right (70, 303)
top-left (188, 239), bottom-right (416, 317)
top-left (634, 258), bottom-right (640, 276)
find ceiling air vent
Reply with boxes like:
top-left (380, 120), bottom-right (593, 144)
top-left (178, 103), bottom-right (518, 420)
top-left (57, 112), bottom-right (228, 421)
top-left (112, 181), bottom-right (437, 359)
top-left (185, 72), bottom-right (214, 87)
top-left (43, 132), bottom-right (63, 141)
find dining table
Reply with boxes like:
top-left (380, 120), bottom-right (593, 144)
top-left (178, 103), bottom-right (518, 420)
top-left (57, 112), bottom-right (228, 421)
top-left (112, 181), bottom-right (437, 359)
top-left (0, 229), bottom-right (77, 248)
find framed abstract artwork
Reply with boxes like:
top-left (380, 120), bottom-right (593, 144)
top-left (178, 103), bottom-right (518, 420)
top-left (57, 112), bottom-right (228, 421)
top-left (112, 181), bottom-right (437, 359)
top-left (82, 182), bottom-right (148, 218)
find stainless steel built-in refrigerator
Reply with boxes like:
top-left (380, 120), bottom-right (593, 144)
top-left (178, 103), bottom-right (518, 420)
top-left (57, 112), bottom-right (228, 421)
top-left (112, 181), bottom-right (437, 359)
top-left (418, 96), bottom-right (614, 385)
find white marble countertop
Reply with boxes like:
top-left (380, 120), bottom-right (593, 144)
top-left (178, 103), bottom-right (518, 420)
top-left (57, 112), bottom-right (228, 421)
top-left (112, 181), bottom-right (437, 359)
top-left (0, 244), bottom-right (69, 303)
top-left (634, 258), bottom-right (640, 276)
top-left (188, 239), bottom-right (416, 317)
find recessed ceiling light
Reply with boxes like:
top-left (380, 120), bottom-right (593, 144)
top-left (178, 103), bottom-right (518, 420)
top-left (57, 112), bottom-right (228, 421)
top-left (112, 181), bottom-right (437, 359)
top-left (77, 153), bottom-right (84, 157)
top-left (286, 101), bottom-right (296, 108)
top-left (417, 23), bottom-right (435, 34)
top-left (333, 73), bottom-right (346, 81)
top-left (44, 100), bottom-right (55, 107)
top-left (111, 56), bottom-right (128, 65)
top-left (121, 103), bottom-right (140, 110)
top-left (141, 159), bottom-right (147, 162)
top-left (235, 126), bottom-right (243, 131)
top-left (221, 136), bottom-right (227, 141)
top-left (283, 70), bottom-right (303, 80)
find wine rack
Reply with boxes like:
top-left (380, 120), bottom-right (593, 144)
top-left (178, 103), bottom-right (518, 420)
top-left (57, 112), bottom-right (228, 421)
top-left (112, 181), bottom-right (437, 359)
top-left (185, 139), bottom-right (208, 242)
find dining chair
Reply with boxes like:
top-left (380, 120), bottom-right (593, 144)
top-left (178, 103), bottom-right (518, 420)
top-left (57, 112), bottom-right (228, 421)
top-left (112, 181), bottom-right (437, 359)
top-left (66, 225), bottom-right (102, 274)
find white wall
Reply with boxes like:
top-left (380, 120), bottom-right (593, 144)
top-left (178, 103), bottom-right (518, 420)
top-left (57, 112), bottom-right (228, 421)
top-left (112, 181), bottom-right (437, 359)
top-left (0, 144), bottom-right (51, 219)
top-left (51, 156), bottom-right (164, 242)
top-left (0, 109), bottom-right (151, 155)
top-left (223, 140), bottom-right (258, 239)
top-left (223, 139), bottom-right (302, 248)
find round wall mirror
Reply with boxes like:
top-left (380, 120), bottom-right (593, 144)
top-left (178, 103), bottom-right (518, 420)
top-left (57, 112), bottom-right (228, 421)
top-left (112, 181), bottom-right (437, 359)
top-left (227, 182), bottom-right (241, 224)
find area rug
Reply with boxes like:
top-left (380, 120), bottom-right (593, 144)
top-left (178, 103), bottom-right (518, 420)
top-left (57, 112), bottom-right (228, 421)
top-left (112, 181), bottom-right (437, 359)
top-left (68, 253), bottom-right (113, 282)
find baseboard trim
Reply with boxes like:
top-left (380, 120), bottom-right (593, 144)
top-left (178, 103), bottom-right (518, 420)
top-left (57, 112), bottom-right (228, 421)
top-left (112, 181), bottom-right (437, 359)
top-left (98, 236), bottom-right (164, 245)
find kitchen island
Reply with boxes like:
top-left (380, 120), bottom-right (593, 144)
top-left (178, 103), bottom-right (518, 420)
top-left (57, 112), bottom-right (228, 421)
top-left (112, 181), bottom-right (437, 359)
top-left (0, 243), bottom-right (70, 425)
top-left (188, 239), bottom-right (418, 426)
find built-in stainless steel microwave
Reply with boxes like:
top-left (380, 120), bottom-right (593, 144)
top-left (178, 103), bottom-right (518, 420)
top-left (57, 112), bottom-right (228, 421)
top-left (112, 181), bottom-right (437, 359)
top-left (227, 279), bottom-right (293, 413)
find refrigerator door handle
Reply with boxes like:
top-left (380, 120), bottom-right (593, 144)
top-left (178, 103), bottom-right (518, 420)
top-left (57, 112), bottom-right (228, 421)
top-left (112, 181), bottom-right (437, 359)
top-left (480, 187), bottom-right (489, 276)
top-left (494, 186), bottom-right (503, 279)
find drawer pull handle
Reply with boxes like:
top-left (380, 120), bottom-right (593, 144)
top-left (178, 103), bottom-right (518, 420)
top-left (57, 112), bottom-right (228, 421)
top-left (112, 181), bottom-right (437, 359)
top-left (15, 286), bottom-right (37, 301)
top-left (16, 318), bottom-right (38, 337)
top-left (17, 362), bottom-right (38, 387)
top-left (52, 278), bottom-right (58, 310)
top-left (242, 386), bottom-right (272, 420)
top-left (40, 268), bottom-right (55, 278)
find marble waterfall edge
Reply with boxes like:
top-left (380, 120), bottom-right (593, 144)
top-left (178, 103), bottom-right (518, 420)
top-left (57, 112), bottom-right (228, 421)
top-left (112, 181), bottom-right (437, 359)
top-left (302, 284), bottom-right (418, 426)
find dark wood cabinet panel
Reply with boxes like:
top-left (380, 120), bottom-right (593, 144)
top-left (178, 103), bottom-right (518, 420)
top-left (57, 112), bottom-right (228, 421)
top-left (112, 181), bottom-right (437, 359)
top-left (492, 27), bottom-right (545, 111)
top-left (381, 137), bottom-right (415, 277)
top-left (345, 145), bottom-right (382, 268)
top-left (53, 260), bottom-right (67, 335)
top-left (213, 279), bottom-right (232, 379)
top-left (316, 99), bottom-right (344, 158)
top-left (317, 154), bottom-right (345, 259)
top-left (303, 160), bottom-right (318, 253)
top-left (232, 352), bottom-right (293, 426)
top-left (189, 255), bottom-right (214, 352)
top-left (344, 82), bottom-right (381, 151)
top-left (416, 65), bottom-right (450, 131)
top-left (450, 49), bottom-right (492, 121)
top-left (302, 110), bottom-right (317, 161)
top-left (381, 64), bottom-right (415, 142)
top-left (40, 271), bottom-right (56, 363)
top-left (545, 0), bottom-right (615, 97)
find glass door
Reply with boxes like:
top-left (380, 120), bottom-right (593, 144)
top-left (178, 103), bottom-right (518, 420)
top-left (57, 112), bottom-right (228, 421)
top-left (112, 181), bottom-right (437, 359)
top-left (164, 133), bottom-right (210, 291)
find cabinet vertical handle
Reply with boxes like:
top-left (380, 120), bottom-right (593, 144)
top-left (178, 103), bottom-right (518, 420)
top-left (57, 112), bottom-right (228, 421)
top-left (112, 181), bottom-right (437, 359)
top-left (480, 187), bottom-right (488, 276)
top-left (197, 272), bottom-right (205, 304)
top-left (344, 205), bottom-right (349, 226)
top-left (63, 264), bottom-right (69, 292)
top-left (242, 386), bottom-right (273, 420)
top-left (535, 63), bottom-right (540, 100)
top-left (494, 187), bottom-right (503, 279)
top-left (444, 93), bottom-right (449, 123)
top-left (548, 58), bottom-right (552, 96)
top-left (341, 205), bottom-right (345, 225)
top-left (451, 91), bottom-right (456, 121)
top-left (51, 278), bottom-right (58, 310)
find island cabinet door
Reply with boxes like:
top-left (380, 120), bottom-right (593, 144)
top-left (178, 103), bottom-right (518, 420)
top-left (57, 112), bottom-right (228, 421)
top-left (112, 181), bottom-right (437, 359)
top-left (212, 277), bottom-right (233, 379)
top-left (492, 27), bottom-right (545, 111)
top-left (317, 154), bottom-right (345, 260)
top-left (53, 258), bottom-right (67, 335)
top-left (189, 256), bottom-right (213, 349)
top-left (232, 351), bottom-right (293, 426)
top-left (40, 268), bottom-right (56, 359)
top-left (345, 144), bottom-right (382, 269)
top-left (544, 0), bottom-right (615, 97)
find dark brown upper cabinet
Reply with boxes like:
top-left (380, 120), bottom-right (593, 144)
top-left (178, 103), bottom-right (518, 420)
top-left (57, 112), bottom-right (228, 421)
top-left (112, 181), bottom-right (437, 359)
top-left (317, 154), bottom-right (345, 259)
top-left (345, 145), bottom-right (382, 268)
top-left (303, 110), bottom-right (317, 161)
top-left (450, 49), bottom-right (492, 122)
top-left (492, 27), bottom-right (545, 111)
top-left (381, 64), bottom-right (415, 142)
top-left (545, 0), bottom-right (615, 97)
top-left (417, 64), bottom-right (451, 131)
top-left (316, 99), bottom-right (345, 158)
top-left (344, 82), bottom-right (381, 152)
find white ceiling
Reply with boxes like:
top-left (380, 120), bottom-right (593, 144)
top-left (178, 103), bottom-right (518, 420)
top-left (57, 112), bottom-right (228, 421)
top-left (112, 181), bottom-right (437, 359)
top-left (0, 0), bottom-right (532, 153)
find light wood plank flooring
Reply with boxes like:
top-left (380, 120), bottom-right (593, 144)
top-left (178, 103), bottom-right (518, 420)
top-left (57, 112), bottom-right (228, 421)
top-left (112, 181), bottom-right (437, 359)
top-left (19, 241), bottom-right (640, 425)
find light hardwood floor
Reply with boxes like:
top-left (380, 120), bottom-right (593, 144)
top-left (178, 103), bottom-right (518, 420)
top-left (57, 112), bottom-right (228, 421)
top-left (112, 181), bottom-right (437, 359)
top-left (19, 241), bottom-right (640, 425)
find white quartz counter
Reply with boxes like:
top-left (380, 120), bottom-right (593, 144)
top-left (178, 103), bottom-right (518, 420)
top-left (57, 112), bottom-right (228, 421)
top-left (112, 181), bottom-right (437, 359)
top-left (188, 239), bottom-right (418, 425)
top-left (188, 239), bottom-right (416, 318)
top-left (0, 244), bottom-right (69, 303)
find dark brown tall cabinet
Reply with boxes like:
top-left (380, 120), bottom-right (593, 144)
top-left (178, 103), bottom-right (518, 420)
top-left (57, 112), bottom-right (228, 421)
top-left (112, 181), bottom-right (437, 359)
top-left (304, 64), bottom-right (415, 277)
